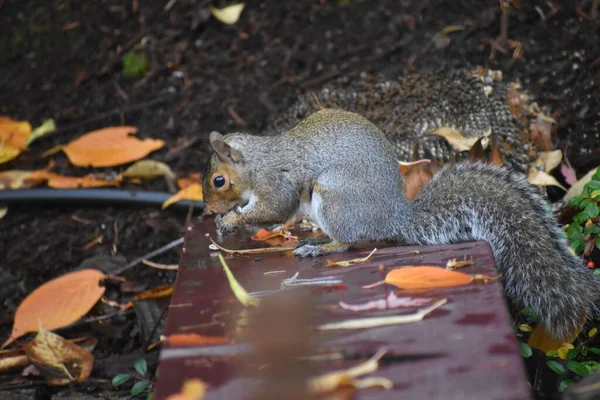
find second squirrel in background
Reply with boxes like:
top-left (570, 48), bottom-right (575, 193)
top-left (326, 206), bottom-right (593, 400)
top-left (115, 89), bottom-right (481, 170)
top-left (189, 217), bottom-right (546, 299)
top-left (202, 108), bottom-right (600, 342)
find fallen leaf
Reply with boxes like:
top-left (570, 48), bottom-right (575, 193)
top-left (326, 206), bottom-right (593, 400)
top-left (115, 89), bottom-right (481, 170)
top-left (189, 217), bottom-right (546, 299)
top-left (0, 349), bottom-right (30, 372)
top-left (339, 292), bottom-right (432, 312)
top-left (164, 333), bottom-right (230, 347)
top-left (384, 266), bottom-right (475, 290)
top-left (326, 248), bottom-right (377, 268)
top-left (533, 150), bottom-right (563, 173)
top-left (162, 183), bottom-right (203, 209)
top-left (2, 269), bottom-right (106, 349)
top-left (142, 259), bottom-right (179, 270)
top-left (121, 159), bottom-right (175, 180)
top-left (45, 172), bottom-right (120, 189)
top-left (318, 298), bottom-right (447, 330)
top-left (251, 228), bottom-right (298, 242)
top-left (217, 253), bottom-right (260, 308)
top-left (51, 126), bottom-right (164, 167)
top-left (528, 325), bottom-right (576, 352)
top-left (446, 258), bottom-right (475, 269)
top-left (307, 348), bottom-right (392, 394)
top-left (0, 117), bottom-right (32, 163)
top-left (209, 237), bottom-right (296, 255)
top-left (25, 119), bottom-right (56, 146)
top-left (400, 158), bottom-right (434, 200)
top-left (133, 285), bottom-right (174, 301)
top-left (166, 379), bottom-right (207, 400)
top-left (489, 135), bottom-right (504, 167)
top-left (431, 127), bottom-right (482, 152)
top-left (0, 207), bottom-right (7, 220)
top-left (177, 173), bottom-right (203, 189)
top-left (527, 169), bottom-right (567, 191)
top-left (22, 325), bottom-right (94, 385)
top-left (209, 3), bottom-right (245, 25)
top-left (564, 167), bottom-right (600, 202)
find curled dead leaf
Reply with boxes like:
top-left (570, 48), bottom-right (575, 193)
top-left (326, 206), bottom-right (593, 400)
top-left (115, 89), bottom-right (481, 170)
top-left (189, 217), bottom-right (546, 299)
top-left (528, 169), bottom-right (567, 191)
top-left (533, 150), bottom-right (563, 173)
top-left (209, 3), bottom-right (245, 25)
top-left (162, 183), bottom-right (203, 209)
top-left (164, 333), bottom-right (230, 347)
top-left (431, 127), bottom-right (483, 152)
top-left (122, 159), bottom-right (175, 180)
top-left (0, 117), bottom-right (32, 163)
top-left (326, 248), bottom-right (377, 268)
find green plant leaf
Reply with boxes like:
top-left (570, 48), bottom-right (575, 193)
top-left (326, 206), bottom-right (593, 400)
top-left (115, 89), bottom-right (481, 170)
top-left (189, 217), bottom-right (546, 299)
top-left (519, 342), bottom-right (533, 358)
top-left (567, 361), bottom-right (590, 377)
top-left (589, 348), bottom-right (600, 356)
top-left (591, 190), bottom-right (600, 199)
top-left (519, 308), bottom-right (538, 317)
top-left (587, 180), bottom-right (600, 190)
top-left (547, 360), bottom-right (566, 375)
top-left (585, 202), bottom-right (600, 219)
top-left (131, 380), bottom-right (151, 396)
top-left (581, 347), bottom-right (588, 356)
top-left (558, 379), bottom-right (574, 392)
top-left (122, 51), bottom-right (149, 79)
top-left (567, 348), bottom-right (580, 360)
top-left (146, 392), bottom-right (154, 400)
top-left (546, 350), bottom-right (559, 358)
top-left (112, 374), bottom-right (133, 387)
top-left (594, 269), bottom-right (600, 277)
top-left (134, 358), bottom-right (148, 376)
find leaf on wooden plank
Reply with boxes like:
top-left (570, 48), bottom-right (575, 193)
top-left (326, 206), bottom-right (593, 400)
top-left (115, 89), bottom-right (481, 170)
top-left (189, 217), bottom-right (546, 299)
top-left (166, 379), bottom-right (207, 400)
top-left (528, 169), bottom-right (567, 191)
top-left (564, 167), bottom-right (600, 202)
top-left (26, 119), bottom-right (56, 146)
top-left (339, 292), bottom-right (432, 312)
top-left (251, 228), bottom-right (298, 242)
top-left (326, 248), bottom-right (377, 268)
top-left (385, 266), bottom-right (474, 289)
top-left (121, 159), bottom-right (175, 180)
top-left (142, 259), bottom-right (179, 270)
top-left (22, 325), bottom-right (94, 385)
top-left (217, 253), bottom-right (260, 308)
top-left (431, 127), bottom-right (481, 152)
top-left (0, 117), bottom-right (32, 163)
top-left (399, 158), bottom-right (434, 200)
top-left (209, 3), bottom-right (245, 24)
top-left (533, 150), bottom-right (563, 173)
top-left (162, 183), bottom-right (203, 209)
top-left (318, 298), bottom-right (447, 330)
top-left (2, 269), bottom-right (106, 349)
top-left (307, 348), bottom-right (392, 394)
top-left (209, 237), bottom-right (296, 254)
top-left (164, 333), bottom-right (230, 347)
top-left (52, 126), bottom-right (164, 167)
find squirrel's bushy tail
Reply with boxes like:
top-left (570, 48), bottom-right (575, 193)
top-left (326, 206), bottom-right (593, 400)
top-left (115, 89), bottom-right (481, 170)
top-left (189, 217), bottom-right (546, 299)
top-left (404, 162), bottom-right (600, 341)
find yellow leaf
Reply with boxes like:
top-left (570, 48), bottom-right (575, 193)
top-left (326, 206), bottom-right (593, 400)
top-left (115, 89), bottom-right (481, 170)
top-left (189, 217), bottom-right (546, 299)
top-left (533, 150), bottom-right (562, 173)
top-left (431, 127), bottom-right (481, 152)
top-left (122, 159), bottom-right (175, 180)
top-left (26, 119), bottom-right (56, 146)
top-left (2, 269), bottom-right (106, 349)
top-left (564, 167), bottom-right (600, 202)
top-left (209, 2), bottom-right (245, 24)
top-left (527, 169), bottom-right (567, 191)
top-left (326, 248), bottom-right (377, 268)
top-left (519, 323), bottom-right (533, 333)
top-left (0, 142), bottom-right (24, 164)
top-left (557, 347), bottom-right (569, 360)
top-left (528, 325), bottom-right (574, 352)
top-left (54, 126), bottom-right (164, 167)
top-left (589, 328), bottom-right (598, 338)
top-left (0, 207), bottom-right (6, 220)
top-left (22, 325), bottom-right (94, 385)
top-left (0, 117), bottom-right (32, 149)
top-left (162, 183), bottom-right (203, 209)
top-left (217, 253), bottom-right (260, 308)
top-left (166, 379), bottom-right (207, 400)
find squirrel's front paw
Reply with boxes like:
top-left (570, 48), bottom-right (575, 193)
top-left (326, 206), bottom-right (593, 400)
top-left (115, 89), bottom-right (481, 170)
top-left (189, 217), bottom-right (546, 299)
top-left (293, 244), bottom-right (325, 257)
top-left (215, 213), bottom-right (239, 236)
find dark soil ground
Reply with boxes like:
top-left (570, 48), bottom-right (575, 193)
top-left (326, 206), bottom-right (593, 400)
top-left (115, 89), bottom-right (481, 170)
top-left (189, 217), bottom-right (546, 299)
top-left (1, 0), bottom-right (600, 398)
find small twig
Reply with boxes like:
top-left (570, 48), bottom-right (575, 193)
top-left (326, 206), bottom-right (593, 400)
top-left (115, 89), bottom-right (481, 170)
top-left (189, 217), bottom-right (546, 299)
top-left (209, 237), bottom-right (296, 255)
top-left (109, 237), bottom-right (184, 275)
top-left (227, 106), bottom-right (247, 127)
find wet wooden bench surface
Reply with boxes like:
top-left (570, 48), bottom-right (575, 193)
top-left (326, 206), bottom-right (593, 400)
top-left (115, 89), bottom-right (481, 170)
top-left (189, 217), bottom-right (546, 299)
top-left (154, 218), bottom-right (532, 400)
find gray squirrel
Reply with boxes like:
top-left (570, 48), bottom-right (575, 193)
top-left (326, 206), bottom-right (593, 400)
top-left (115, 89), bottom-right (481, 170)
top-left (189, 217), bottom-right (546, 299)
top-left (202, 108), bottom-right (600, 342)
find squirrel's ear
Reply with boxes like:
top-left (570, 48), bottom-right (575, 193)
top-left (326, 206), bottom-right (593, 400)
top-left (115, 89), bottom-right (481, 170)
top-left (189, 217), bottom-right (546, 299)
top-left (209, 131), bottom-right (242, 163)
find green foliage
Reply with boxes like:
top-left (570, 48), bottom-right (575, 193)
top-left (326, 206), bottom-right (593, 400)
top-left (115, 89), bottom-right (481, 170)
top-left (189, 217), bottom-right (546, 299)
top-left (547, 360), bottom-right (566, 375)
top-left (519, 342), bottom-right (533, 358)
top-left (122, 52), bottom-right (149, 79)
top-left (567, 168), bottom-right (600, 253)
top-left (111, 358), bottom-right (153, 398)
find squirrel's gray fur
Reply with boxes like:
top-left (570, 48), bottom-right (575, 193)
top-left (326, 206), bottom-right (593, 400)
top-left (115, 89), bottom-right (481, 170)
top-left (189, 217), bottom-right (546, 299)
top-left (205, 108), bottom-right (600, 341)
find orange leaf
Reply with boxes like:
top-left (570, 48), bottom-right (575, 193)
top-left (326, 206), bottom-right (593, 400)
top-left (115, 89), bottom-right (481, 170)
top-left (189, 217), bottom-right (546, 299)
top-left (0, 117), bottom-right (31, 150)
top-left (385, 266), bottom-right (474, 290)
top-left (164, 333), bottom-right (230, 347)
top-left (133, 284), bottom-right (174, 301)
top-left (57, 126), bottom-right (164, 167)
top-left (2, 269), bottom-right (106, 349)
top-left (45, 172), bottom-right (120, 189)
top-left (177, 173), bottom-right (203, 189)
top-left (528, 325), bottom-right (579, 352)
top-left (162, 183), bottom-right (203, 209)
top-left (166, 379), bottom-right (207, 400)
top-left (251, 228), bottom-right (298, 241)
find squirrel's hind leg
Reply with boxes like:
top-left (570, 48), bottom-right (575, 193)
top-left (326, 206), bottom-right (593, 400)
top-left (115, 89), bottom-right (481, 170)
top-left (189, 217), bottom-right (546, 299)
top-left (294, 242), bottom-right (351, 257)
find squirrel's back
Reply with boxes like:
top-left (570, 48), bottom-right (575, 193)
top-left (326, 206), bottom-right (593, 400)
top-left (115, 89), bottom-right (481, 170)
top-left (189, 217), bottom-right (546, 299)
top-left (402, 162), bottom-right (600, 340)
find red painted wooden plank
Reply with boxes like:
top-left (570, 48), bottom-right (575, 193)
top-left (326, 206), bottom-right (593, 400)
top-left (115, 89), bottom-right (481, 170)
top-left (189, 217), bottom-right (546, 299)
top-left (154, 218), bottom-right (532, 400)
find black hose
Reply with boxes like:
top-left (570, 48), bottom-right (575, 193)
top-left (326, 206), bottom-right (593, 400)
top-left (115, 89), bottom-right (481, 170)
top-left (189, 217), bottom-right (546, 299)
top-left (0, 188), bottom-right (204, 211)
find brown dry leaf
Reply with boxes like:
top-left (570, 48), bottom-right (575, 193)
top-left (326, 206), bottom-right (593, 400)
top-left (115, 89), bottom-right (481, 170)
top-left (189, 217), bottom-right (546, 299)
top-left (385, 266), bottom-right (475, 290)
top-left (2, 269), bottom-right (106, 349)
top-left (22, 325), bottom-right (94, 385)
top-left (528, 325), bottom-right (577, 352)
top-left (327, 248), bottom-right (377, 268)
top-left (164, 333), bottom-right (230, 347)
top-left (166, 379), bottom-right (207, 400)
top-left (431, 127), bottom-right (481, 152)
top-left (121, 159), bottom-right (175, 180)
top-left (533, 150), bottom-right (563, 173)
top-left (133, 284), bottom-right (174, 301)
top-left (307, 348), bottom-right (392, 394)
top-left (468, 137), bottom-right (487, 162)
top-left (446, 259), bottom-right (475, 269)
top-left (177, 173), bottom-right (203, 189)
top-left (209, 237), bottom-right (296, 255)
top-left (45, 172), bottom-right (121, 189)
top-left (0, 117), bottom-right (32, 163)
top-left (400, 159), bottom-right (434, 200)
top-left (52, 126), bottom-right (164, 167)
top-left (489, 135), bottom-right (504, 167)
top-left (564, 167), bottom-right (600, 202)
top-left (162, 183), bottom-right (203, 209)
top-left (251, 228), bottom-right (298, 242)
top-left (527, 169), bottom-right (567, 191)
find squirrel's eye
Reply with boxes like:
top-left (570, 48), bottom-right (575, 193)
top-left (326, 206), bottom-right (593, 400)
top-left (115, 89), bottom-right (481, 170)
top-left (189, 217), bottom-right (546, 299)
top-left (213, 175), bottom-right (226, 188)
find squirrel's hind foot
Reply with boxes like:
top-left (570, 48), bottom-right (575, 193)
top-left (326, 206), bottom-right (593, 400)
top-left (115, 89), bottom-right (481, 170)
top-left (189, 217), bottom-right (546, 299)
top-left (294, 242), bottom-right (351, 257)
